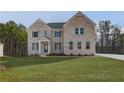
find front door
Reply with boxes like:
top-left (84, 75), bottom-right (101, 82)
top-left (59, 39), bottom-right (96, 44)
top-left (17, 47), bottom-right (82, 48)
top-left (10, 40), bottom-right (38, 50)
top-left (44, 43), bottom-right (48, 53)
top-left (40, 42), bottom-right (49, 55)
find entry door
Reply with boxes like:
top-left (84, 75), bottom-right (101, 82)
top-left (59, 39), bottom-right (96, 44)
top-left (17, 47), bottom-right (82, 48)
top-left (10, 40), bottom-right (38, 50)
top-left (44, 44), bottom-right (48, 53)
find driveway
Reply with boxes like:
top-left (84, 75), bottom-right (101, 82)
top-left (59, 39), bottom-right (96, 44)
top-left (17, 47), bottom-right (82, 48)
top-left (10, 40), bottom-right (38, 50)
top-left (96, 54), bottom-right (124, 61)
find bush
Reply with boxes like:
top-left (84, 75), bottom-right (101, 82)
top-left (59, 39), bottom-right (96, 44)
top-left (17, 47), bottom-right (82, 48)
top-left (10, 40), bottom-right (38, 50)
top-left (78, 54), bottom-right (81, 56)
top-left (48, 53), bottom-right (65, 56)
top-left (70, 53), bottom-right (73, 56)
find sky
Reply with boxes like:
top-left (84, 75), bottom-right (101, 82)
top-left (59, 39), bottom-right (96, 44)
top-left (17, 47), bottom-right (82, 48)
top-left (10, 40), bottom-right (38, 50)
top-left (0, 11), bottom-right (124, 30)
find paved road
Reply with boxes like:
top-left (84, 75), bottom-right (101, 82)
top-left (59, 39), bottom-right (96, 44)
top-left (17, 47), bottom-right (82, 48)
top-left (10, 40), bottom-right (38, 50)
top-left (96, 54), bottom-right (124, 61)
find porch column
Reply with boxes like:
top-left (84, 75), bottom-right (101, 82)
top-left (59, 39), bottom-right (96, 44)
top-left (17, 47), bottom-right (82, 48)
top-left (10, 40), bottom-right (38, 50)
top-left (39, 41), bottom-right (41, 55)
top-left (48, 41), bottom-right (51, 54)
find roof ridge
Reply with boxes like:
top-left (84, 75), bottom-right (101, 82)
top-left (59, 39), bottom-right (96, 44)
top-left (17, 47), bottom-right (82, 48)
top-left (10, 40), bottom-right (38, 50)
top-left (47, 22), bottom-right (65, 24)
top-left (47, 22), bottom-right (65, 29)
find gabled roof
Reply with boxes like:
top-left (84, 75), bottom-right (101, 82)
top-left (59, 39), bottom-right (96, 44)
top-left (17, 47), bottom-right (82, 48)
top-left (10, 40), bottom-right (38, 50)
top-left (38, 36), bottom-right (51, 41)
top-left (74, 11), bottom-right (84, 17)
top-left (75, 11), bottom-right (96, 25)
top-left (64, 11), bottom-right (96, 27)
top-left (27, 18), bottom-right (46, 31)
top-left (47, 22), bottom-right (65, 29)
top-left (28, 11), bottom-right (96, 30)
top-left (36, 19), bottom-right (43, 22)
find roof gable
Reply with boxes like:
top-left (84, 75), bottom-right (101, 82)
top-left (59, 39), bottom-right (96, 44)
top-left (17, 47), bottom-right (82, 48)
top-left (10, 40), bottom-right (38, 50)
top-left (38, 36), bottom-right (51, 41)
top-left (28, 11), bottom-right (96, 30)
top-left (64, 11), bottom-right (96, 27)
top-left (27, 19), bottom-right (47, 31)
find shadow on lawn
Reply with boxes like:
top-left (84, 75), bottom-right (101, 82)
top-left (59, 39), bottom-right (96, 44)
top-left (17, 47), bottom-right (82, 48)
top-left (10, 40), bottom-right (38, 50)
top-left (0, 56), bottom-right (80, 68)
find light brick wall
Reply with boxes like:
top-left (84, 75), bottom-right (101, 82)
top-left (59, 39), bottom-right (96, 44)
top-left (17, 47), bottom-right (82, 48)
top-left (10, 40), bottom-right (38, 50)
top-left (27, 12), bottom-right (96, 56)
top-left (28, 21), bottom-right (51, 55)
top-left (50, 28), bottom-right (64, 54)
top-left (63, 16), bottom-right (96, 55)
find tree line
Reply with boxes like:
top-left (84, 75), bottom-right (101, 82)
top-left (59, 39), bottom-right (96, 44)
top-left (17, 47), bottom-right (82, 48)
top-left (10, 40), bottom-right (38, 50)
top-left (0, 20), bottom-right (27, 56)
top-left (96, 20), bottom-right (124, 54)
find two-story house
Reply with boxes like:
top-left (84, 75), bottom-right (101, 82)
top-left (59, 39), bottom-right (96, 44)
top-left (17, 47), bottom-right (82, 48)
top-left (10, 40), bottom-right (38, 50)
top-left (27, 11), bottom-right (96, 56)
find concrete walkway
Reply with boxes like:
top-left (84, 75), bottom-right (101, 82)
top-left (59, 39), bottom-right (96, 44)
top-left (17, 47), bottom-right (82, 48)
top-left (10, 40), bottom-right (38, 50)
top-left (96, 54), bottom-right (124, 61)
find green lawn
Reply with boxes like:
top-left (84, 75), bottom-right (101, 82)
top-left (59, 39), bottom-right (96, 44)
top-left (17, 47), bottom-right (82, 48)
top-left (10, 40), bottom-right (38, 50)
top-left (0, 56), bottom-right (124, 82)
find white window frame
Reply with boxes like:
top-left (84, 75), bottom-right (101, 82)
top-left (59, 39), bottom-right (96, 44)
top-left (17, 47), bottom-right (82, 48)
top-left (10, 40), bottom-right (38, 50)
top-left (77, 41), bottom-right (82, 49)
top-left (32, 42), bottom-right (39, 50)
top-left (75, 27), bottom-right (84, 35)
top-left (55, 42), bottom-right (61, 50)
top-left (86, 41), bottom-right (90, 49)
top-left (69, 42), bottom-right (73, 49)
top-left (32, 31), bottom-right (38, 38)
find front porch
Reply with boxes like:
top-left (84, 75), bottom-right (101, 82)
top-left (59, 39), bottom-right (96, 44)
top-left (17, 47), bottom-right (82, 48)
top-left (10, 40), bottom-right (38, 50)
top-left (38, 36), bottom-right (51, 56)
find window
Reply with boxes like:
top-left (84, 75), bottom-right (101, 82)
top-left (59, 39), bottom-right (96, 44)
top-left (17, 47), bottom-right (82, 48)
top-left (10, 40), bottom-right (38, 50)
top-left (86, 42), bottom-right (90, 49)
top-left (75, 28), bottom-right (79, 35)
top-left (32, 32), bottom-right (38, 37)
top-left (55, 42), bottom-right (61, 50)
top-left (32, 43), bottom-right (39, 50)
top-left (55, 31), bottom-right (61, 37)
top-left (75, 27), bottom-right (84, 35)
top-left (44, 31), bottom-right (47, 36)
top-left (77, 41), bottom-right (81, 49)
top-left (69, 42), bottom-right (73, 49)
top-left (80, 28), bottom-right (84, 35)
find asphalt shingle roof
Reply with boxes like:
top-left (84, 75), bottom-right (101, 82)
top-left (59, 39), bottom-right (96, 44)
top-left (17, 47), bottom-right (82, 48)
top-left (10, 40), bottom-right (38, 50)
top-left (47, 22), bottom-right (65, 29)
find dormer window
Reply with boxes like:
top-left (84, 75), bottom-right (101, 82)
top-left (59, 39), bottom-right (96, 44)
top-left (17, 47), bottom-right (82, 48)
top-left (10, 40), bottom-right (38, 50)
top-left (32, 32), bottom-right (38, 38)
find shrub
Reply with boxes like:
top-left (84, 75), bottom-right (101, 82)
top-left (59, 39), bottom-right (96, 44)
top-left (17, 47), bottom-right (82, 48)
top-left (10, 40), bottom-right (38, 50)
top-left (70, 53), bottom-right (73, 56)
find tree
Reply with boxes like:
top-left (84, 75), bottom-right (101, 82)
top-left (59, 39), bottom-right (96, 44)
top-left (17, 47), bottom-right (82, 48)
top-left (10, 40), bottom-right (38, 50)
top-left (119, 34), bottom-right (124, 54)
top-left (97, 20), bottom-right (111, 53)
top-left (18, 23), bottom-right (26, 31)
top-left (111, 25), bottom-right (121, 46)
top-left (104, 20), bottom-right (111, 47)
top-left (0, 20), bottom-right (27, 56)
top-left (97, 21), bottom-right (105, 52)
top-left (111, 25), bottom-right (121, 53)
top-left (96, 20), bottom-right (123, 54)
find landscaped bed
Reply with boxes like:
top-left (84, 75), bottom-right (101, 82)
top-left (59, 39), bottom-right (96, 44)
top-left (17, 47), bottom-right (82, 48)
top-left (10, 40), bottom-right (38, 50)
top-left (0, 56), bottom-right (124, 81)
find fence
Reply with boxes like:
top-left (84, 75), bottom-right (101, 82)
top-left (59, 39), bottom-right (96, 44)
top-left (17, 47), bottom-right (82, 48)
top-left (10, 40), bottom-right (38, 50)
top-left (96, 46), bottom-right (124, 54)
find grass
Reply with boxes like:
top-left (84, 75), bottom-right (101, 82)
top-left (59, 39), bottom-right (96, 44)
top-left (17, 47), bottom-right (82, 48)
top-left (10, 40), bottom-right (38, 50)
top-left (0, 56), bottom-right (124, 82)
